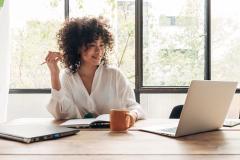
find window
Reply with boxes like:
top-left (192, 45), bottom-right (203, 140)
top-left (69, 0), bottom-right (135, 85)
top-left (9, 0), bottom-right (64, 89)
top-left (8, 0), bottom-right (240, 119)
top-left (142, 0), bottom-right (205, 86)
top-left (9, 0), bottom-right (239, 99)
top-left (9, 0), bottom-right (136, 91)
top-left (212, 0), bottom-right (240, 84)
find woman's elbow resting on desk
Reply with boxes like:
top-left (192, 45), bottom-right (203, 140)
top-left (47, 104), bottom-right (78, 120)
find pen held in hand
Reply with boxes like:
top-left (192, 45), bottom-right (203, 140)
top-left (41, 53), bottom-right (63, 65)
top-left (40, 61), bottom-right (46, 65)
top-left (40, 58), bottom-right (63, 65)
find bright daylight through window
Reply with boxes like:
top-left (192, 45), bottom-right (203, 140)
top-left (9, 0), bottom-right (240, 90)
top-left (9, 0), bottom-right (135, 89)
top-left (143, 0), bottom-right (204, 86)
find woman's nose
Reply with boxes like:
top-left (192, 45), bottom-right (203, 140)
top-left (95, 46), bottom-right (101, 52)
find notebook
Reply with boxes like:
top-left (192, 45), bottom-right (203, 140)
top-left (60, 114), bottom-right (110, 128)
top-left (223, 119), bottom-right (240, 127)
top-left (140, 80), bottom-right (237, 137)
top-left (0, 124), bottom-right (80, 143)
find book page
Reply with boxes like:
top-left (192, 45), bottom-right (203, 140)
top-left (60, 114), bottom-right (110, 128)
top-left (60, 118), bottom-right (96, 127)
top-left (95, 114), bottom-right (110, 122)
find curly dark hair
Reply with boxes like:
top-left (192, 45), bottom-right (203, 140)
top-left (57, 16), bottom-right (114, 73)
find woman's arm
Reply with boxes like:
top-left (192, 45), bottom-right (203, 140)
top-left (50, 72), bottom-right (61, 91)
top-left (116, 69), bottom-right (146, 126)
top-left (45, 51), bottom-right (82, 120)
top-left (45, 51), bottom-right (62, 90)
top-left (47, 72), bottom-right (82, 120)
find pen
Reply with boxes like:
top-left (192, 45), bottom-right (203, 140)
top-left (40, 61), bottom-right (46, 65)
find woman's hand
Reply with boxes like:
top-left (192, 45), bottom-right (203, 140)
top-left (45, 51), bottom-right (63, 90)
top-left (45, 51), bottom-right (62, 75)
top-left (129, 111), bottom-right (138, 127)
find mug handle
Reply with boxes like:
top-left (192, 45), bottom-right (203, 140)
top-left (125, 113), bottom-right (132, 129)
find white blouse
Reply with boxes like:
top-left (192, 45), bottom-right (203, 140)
top-left (47, 64), bottom-right (145, 120)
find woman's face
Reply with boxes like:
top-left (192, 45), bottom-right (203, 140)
top-left (81, 38), bottom-right (105, 66)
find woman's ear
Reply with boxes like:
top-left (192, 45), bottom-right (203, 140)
top-left (78, 47), bottom-right (84, 57)
top-left (80, 45), bottom-right (89, 54)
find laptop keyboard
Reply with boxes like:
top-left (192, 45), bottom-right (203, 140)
top-left (159, 127), bottom-right (177, 133)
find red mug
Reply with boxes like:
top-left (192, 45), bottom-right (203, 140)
top-left (110, 109), bottom-right (131, 132)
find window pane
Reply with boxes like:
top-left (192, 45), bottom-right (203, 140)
top-left (143, 0), bottom-right (205, 86)
top-left (9, 0), bottom-right (64, 88)
top-left (69, 0), bottom-right (135, 86)
top-left (212, 0), bottom-right (240, 84)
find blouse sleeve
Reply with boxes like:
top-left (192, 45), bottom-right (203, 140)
top-left (46, 71), bottom-right (82, 120)
top-left (116, 69), bottom-right (146, 120)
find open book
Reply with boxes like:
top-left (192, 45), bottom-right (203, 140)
top-left (60, 114), bottom-right (110, 128)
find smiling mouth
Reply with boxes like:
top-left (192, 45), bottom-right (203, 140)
top-left (92, 56), bottom-right (101, 61)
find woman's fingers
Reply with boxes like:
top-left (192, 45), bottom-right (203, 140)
top-left (44, 51), bottom-right (61, 75)
top-left (45, 51), bottom-right (61, 59)
top-left (128, 112), bottom-right (137, 127)
top-left (45, 51), bottom-right (63, 63)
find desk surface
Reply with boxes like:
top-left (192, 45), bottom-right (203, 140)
top-left (1, 118), bottom-right (240, 160)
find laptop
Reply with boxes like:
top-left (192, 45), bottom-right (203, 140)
top-left (0, 124), bottom-right (80, 143)
top-left (140, 80), bottom-right (238, 137)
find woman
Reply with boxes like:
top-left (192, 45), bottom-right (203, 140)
top-left (46, 17), bottom-right (145, 126)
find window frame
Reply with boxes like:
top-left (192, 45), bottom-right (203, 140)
top-left (135, 0), bottom-right (209, 102)
top-left (9, 0), bottom-right (239, 102)
top-left (9, 0), bottom-right (69, 94)
top-left (135, 0), bottom-right (233, 103)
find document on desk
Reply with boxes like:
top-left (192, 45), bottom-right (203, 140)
top-left (60, 114), bottom-right (110, 128)
top-left (223, 119), bottom-right (240, 127)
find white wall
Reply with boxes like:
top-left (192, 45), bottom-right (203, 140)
top-left (141, 94), bottom-right (240, 119)
top-left (0, 0), bottom-right (10, 122)
top-left (7, 93), bottom-right (240, 121)
top-left (7, 94), bottom-right (52, 121)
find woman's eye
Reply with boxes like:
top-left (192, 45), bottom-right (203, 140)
top-left (87, 43), bottom-right (104, 49)
top-left (89, 44), bottom-right (96, 47)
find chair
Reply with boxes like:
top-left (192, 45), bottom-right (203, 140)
top-left (169, 105), bottom-right (183, 119)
